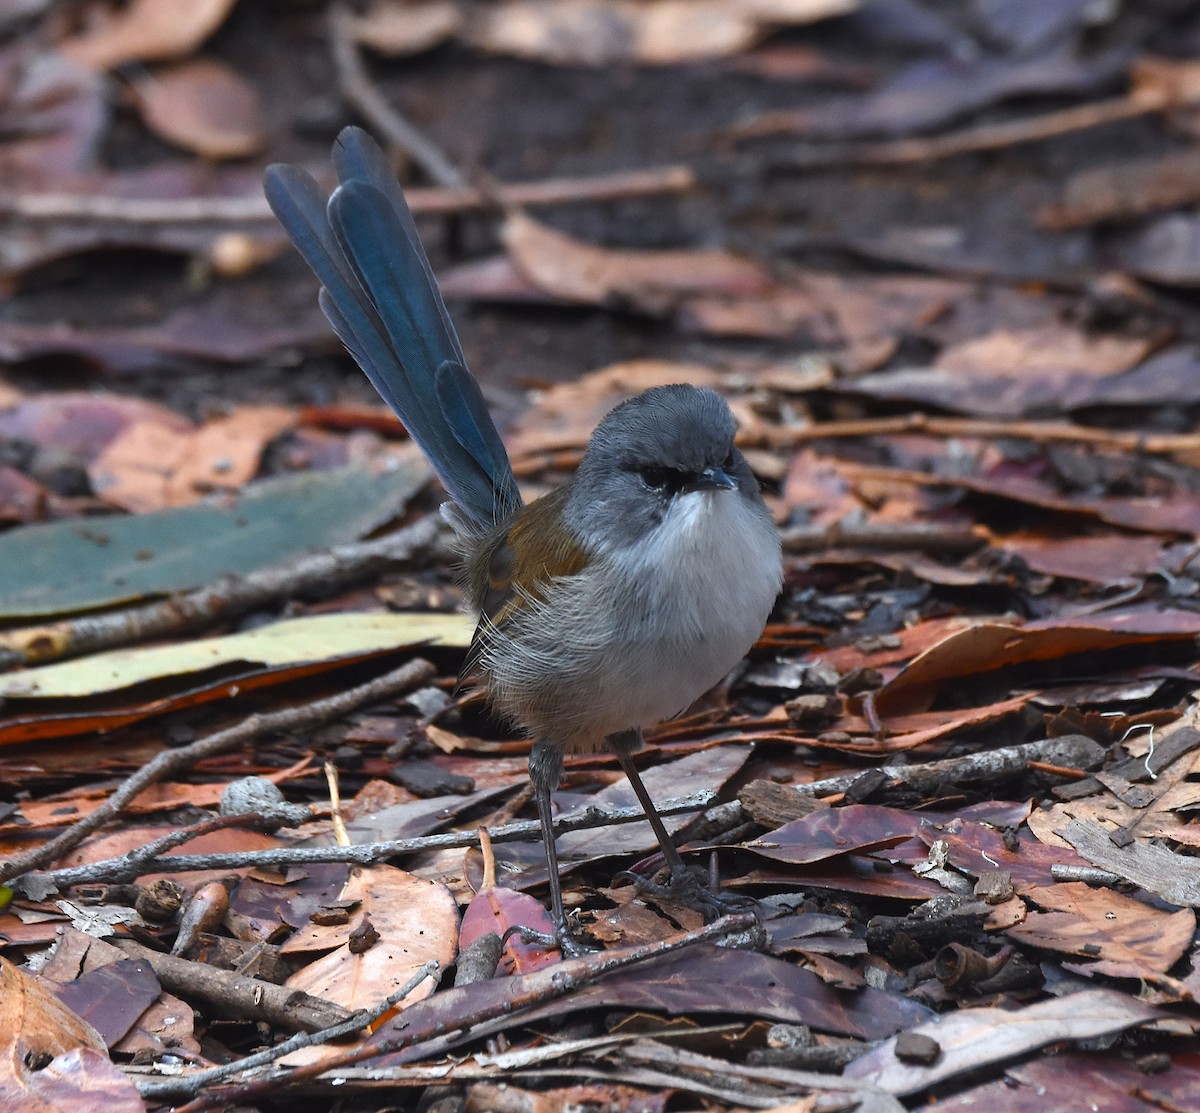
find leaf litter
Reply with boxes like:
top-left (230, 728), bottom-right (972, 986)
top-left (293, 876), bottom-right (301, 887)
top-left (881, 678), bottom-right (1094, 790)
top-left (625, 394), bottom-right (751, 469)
top-left (4, 1), bottom-right (1200, 1110)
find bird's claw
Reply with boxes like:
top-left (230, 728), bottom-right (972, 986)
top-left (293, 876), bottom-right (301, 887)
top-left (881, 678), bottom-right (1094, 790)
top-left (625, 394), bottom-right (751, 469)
top-left (614, 865), bottom-right (760, 923)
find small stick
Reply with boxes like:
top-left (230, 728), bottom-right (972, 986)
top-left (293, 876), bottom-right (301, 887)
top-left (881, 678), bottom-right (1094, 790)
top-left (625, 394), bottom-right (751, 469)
top-left (766, 413), bottom-right (1200, 458)
top-left (0, 165), bottom-right (694, 224)
top-left (0, 658), bottom-right (435, 887)
top-left (14, 792), bottom-right (716, 897)
top-left (113, 938), bottom-right (354, 1031)
top-left (0, 516), bottom-right (444, 669)
top-left (734, 92), bottom-right (1168, 166)
top-left (135, 960), bottom-right (441, 1101)
top-left (328, 1), bottom-right (465, 189)
top-left (170, 913), bottom-right (756, 1112)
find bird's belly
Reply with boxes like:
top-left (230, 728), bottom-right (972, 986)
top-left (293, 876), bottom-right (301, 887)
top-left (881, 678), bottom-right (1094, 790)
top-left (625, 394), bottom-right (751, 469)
top-left (482, 489), bottom-right (781, 751)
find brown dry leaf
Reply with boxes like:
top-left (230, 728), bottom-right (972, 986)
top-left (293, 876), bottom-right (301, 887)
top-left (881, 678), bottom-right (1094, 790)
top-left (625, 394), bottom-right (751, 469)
top-left (846, 988), bottom-right (1161, 1096)
top-left (1130, 54), bottom-right (1200, 110)
top-left (0, 392), bottom-right (192, 462)
top-left (0, 467), bottom-right (47, 524)
top-left (59, 0), bottom-right (238, 71)
top-left (934, 326), bottom-right (1153, 380)
top-left (1028, 717), bottom-right (1200, 850)
top-left (285, 865), bottom-right (457, 1026)
top-left (60, 826), bottom-right (282, 894)
top-left (165, 405), bottom-right (295, 505)
top-left (997, 532), bottom-right (1165, 585)
top-left (89, 405), bottom-right (294, 512)
top-left (1008, 882), bottom-right (1194, 980)
top-left (506, 360), bottom-right (724, 460)
top-left (0, 380), bottom-right (24, 407)
top-left (87, 417), bottom-right (191, 512)
top-left (132, 58), bottom-right (266, 159)
top-left (0, 956), bottom-right (142, 1110)
top-left (469, 0), bottom-right (857, 66)
top-left (502, 211), bottom-right (770, 314)
top-left (351, 0), bottom-right (462, 55)
top-left (1038, 148), bottom-right (1200, 230)
top-left (845, 326), bottom-right (1160, 417)
top-left (41, 929), bottom-right (199, 1058)
top-left (683, 271), bottom-right (965, 346)
top-left (1, 766), bottom-right (305, 833)
top-left (874, 612), bottom-right (1200, 717)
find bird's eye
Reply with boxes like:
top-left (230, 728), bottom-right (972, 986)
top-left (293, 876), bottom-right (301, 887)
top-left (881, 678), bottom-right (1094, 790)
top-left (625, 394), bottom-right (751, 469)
top-left (638, 465), bottom-right (688, 494)
top-left (723, 448), bottom-right (736, 470)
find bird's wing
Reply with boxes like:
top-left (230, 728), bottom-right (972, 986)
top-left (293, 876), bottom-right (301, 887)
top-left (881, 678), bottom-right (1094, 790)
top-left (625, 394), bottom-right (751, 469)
top-left (459, 487), bottom-right (588, 690)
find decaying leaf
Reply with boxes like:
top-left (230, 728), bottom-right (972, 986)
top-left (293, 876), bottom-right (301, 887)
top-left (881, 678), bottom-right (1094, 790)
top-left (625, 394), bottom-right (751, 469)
top-left (59, 0), bottom-right (238, 71)
top-left (131, 58), bottom-right (266, 159)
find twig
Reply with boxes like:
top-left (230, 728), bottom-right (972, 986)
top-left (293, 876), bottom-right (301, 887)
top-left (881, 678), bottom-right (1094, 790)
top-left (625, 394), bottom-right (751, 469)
top-left (328, 1), bottom-right (464, 189)
top-left (135, 960), bottom-right (442, 1101)
top-left (781, 521), bottom-right (984, 554)
top-left (767, 413), bottom-right (1200, 459)
top-left (0, 165), bottom-right (694, 224)
top-left (0, 658), bottom-right (435, 890)
top-left (169, 913), bottom-right (757, 1112)
top-left (14, 793), bottom-right (716, 897)
top-left (0, 516), bottom-right (444, 669)
top-left (736, 92), bottom-right (1167, 166)
top-left (787, 735), bottom-right (1105, 799)
top-left (113, 938), bottom-right (354, 1031)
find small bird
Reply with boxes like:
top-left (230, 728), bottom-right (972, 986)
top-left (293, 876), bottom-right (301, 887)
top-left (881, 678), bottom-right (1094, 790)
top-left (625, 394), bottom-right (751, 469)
top-left (265, 128), bottom-right (782, 951)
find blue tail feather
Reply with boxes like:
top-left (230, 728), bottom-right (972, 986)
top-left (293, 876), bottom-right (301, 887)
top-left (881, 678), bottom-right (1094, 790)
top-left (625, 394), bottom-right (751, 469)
top-left (264, 126), bottom-right (518, 529)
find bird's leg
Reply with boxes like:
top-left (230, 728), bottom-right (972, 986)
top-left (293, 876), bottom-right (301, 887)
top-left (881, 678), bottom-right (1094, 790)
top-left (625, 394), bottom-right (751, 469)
top-left (610, 728), bottom-right (756, 920)
top-left (609, 729), bottom-right (689, 878)
top-left (529, 739), bottom-right (595, 956)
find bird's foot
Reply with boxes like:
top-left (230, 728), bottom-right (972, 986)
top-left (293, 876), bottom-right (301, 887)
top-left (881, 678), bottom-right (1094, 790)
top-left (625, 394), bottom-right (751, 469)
top-left (504, 920), bottom-right (599, 959)
top-left (615, 861), bottom-right (759, 923)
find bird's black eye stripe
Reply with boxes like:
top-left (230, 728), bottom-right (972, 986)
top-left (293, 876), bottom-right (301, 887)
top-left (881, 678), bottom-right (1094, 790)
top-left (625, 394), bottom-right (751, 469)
top-left (638, 465), bottom-right (690, 494)
top-left (723, 448), bottom-right (736, 469)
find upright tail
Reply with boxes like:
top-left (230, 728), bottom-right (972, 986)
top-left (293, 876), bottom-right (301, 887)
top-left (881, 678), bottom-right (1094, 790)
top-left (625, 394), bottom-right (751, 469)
top-left (264, 126), bottom-right (519, 531)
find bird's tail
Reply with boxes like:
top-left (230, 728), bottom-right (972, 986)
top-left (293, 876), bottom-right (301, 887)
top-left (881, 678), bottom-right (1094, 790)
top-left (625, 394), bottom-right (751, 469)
top-left (264, 126), bottom-right (519, 530)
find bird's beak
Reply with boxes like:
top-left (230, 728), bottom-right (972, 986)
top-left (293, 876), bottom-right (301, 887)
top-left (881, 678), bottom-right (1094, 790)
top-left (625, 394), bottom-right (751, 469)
top-left (692, 466), bottom-right (737, 492)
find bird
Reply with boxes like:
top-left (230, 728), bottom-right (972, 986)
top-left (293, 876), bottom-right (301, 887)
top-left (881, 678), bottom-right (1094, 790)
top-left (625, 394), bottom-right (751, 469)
top-left (264, 127), bottom-right (782, 952)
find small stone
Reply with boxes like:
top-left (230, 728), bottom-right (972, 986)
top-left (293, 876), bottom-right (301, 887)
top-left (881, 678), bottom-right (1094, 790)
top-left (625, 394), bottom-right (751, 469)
top-left (392, 758), bottom-right (475, 797)
top-left (784, 693), bottom-right (841, 727)
top-left (332, 745), bottom-right (364, 770)
top-left (894, 1031), bottom-right (941, 1065)
top-left (406, 686), bottom-right (451, 718)
top-left (974, 870), bottom-right (1015, 905)
top-left (136, 879), bottom-right (185, 923)
top-left (837, 667), bottom-right (884, 696)
top-left (1136, 1052), bottom-right (1171, 1075)
top-left (348, 915), bottom-right (380, 954)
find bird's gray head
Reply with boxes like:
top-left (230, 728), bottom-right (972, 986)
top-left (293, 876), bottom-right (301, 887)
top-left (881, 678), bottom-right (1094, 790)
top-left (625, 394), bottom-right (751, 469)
top-left (564, 384), bottom-right (763, 551)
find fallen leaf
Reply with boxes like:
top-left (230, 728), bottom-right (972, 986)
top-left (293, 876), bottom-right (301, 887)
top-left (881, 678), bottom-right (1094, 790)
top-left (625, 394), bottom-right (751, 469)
top-left (60, 0), bottom-right (238, 71)
top-left (502, 211), bottom-right (770, 313)
top-left (132, 58), bottom-right (266, 159)
top-left (284, 865), bottom-right (457, 1055)
top-left (0, 611), bottom-right (472, 700)
top-left (351, 0), bottom-right (462, 55)
top-left (469, 0), bottom-right (858, 66)
top-left (1008, 882), bottom-right (1194, 979)
top-left (0, 463), bottom-right (429, 620)
top-left (89, 404), bottom-right (295, 512)
top-left (845, 988), bottom-right (1162, 1095)
top-left (507, 361), bottom-right (724, 460)
top-left (0, 957), bottom-right (142, 1110)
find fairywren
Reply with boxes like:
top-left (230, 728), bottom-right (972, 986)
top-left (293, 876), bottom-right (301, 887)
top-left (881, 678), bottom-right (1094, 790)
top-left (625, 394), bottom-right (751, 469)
top-left (265, 128), bottom-right (782, 950)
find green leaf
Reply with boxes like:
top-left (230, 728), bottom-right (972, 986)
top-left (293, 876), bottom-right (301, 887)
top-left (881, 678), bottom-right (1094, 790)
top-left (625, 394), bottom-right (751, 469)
top-left (0, 463), bottom-right (429, 620)
top-left (0, 612), bottom-right (473, 700)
